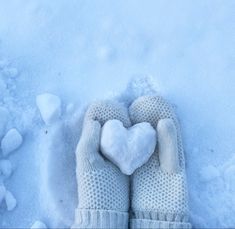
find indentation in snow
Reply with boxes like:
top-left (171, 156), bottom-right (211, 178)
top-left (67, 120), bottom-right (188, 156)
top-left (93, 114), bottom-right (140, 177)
top-left (0, 185), bottom-right (6, 204)
top-left (0, 160), bottom-right (12, 178)
top-left (0, 107), bottom-right (8, 138)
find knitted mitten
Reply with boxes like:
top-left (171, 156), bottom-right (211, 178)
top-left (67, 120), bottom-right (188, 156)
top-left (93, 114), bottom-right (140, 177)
top-left (72, 101), bottom-right (131, 229)
top-left (129, 96), bottom-right (191, 229)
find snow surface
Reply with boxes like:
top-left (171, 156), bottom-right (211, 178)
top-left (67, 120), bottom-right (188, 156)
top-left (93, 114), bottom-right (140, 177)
top-left (0, 107), bottom-right (8, 138)
top-left (0, 0), bottom-right (234, 228)
top-left (101, 119), bottom-right (157, 175)
top-left (0, 185), bottom-right (6, 205)
top-left (0, 160), bottom-right (12, 179)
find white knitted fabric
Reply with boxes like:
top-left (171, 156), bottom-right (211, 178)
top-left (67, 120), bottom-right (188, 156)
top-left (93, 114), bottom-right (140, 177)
top-left (129, 96), bottom-right (191, 229)
top-left (72, 101), bottom-right (131, 229)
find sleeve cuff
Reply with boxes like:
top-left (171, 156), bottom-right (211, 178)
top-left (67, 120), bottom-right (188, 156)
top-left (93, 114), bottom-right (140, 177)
top-left (130, 218), bottom-right (192, 229)
top-left (72, 209), bottom-right (129, 229)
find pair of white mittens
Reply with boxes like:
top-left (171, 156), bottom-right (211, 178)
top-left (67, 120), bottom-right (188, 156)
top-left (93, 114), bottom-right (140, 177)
top-left (72, 96), bottom-right (191, 229)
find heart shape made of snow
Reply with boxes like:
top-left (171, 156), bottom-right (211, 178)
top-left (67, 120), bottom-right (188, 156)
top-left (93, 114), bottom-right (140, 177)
top-left (100, 119), bottom-right (157, 175)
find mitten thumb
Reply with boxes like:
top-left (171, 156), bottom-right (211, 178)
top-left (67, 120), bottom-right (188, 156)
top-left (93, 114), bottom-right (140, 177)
top-left (157, 118), bottom-right (180, 173)
top-left (76, 120), bottom-right (105, 170)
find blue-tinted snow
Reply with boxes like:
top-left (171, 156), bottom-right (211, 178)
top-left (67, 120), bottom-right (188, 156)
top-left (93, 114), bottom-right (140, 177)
top-left (0, 0), bottom-right (234, 228)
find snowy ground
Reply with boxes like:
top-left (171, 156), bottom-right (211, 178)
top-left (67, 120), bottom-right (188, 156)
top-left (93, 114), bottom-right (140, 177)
top-left (0, 0), bottom-right (234, 228)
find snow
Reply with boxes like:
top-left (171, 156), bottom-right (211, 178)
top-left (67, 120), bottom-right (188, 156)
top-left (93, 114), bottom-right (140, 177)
top-left (199, 165), bottom-right (220, 182)
top-left (0, 107), bottom-right (8, 138)
top-left (0, 80), bottom-right (7, 98)
top-left (0, 0), bottom-right (234, 228)
top-left (0, 185), bottom-right (6, 204)
top-left (5, 190), bottom-right (17, 211)
top-left (1, 129), bottom-right (23, 156)
top-left (0, 60), bottom-right (8, 69)
top-left (0, 186), bottom-right (16, 211)
top-left (37, 121), bottom-right (79, 227)
top-left (31, 221), bottom-right (47, 229)
top-left (36, 93), bottom-right (62, 125)
top-left (2, 67), bottom-right (18, 78)
top-left (0, 160), bottom-right (12, 178)
top-left (101, 120), bottom-right (157, 175)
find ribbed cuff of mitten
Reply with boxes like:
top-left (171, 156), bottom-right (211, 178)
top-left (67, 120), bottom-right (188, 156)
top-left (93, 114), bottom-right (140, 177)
top-left (130, 218), bottom-right (191, 229)
top-left (72, 209), bottom-right (129, 229)
top-left (130, 211), bottom-right (191, 229)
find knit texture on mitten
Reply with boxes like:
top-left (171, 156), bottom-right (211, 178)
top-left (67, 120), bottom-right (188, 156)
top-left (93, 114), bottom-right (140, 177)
top-left (129, 96), bottom-right (191, 229)
top-left (72, 101), bottom-right (131, 229)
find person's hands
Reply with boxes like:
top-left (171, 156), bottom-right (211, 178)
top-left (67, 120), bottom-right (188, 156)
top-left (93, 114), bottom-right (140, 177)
top-left (129, 96), bottom-right (191, 229)
top-left (72, 101), bottom-right (131, 229)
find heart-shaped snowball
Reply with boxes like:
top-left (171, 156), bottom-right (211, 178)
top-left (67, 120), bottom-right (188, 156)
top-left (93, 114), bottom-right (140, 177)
top-left (100, 119), bottom-right (157, 175)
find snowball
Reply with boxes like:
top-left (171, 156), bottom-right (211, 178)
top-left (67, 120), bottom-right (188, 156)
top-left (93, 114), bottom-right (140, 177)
top-left (1, 128), bottom-right (23, 156)
top-left (5, 190), bottom-right (17, 211)
top-left (0, 185), bottom-right (6, 204)
top-left (31, 221), bottom-right (47, 229)
top-left (0, 107), bottom-right (8, 137)
top-left (200, 165), bottom-right (220, 182)
top-left (36, 93), bottom-right (62, 125)
top-left (101, 120), bottom-right (157, 175)
top-left (0, 160), bottom-right (12, 178)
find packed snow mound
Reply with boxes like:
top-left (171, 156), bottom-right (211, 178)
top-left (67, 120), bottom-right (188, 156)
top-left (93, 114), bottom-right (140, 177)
top-left (0, 185), bottom-right (16, 211)
top-left (1, 129), bottom-right (23, 156)
top-left (101, 119), bottom-right (157, 175)
top-left (31, 221), bottom-right (47, 229)
top-left (36, 93), bottom-right (62, 125)
top-left (37, 101), bottom-right (83, 228)
top-left (5, 190), bottom-right (17, 211)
